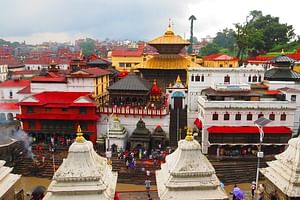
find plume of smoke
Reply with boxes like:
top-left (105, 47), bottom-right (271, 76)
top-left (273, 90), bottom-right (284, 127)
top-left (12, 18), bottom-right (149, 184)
top-left (0, 122), bottom-right (34, 159)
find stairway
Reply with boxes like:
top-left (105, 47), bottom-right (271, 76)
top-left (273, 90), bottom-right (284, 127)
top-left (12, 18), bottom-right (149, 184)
top-left (209, 156), bottom-right (273, 185)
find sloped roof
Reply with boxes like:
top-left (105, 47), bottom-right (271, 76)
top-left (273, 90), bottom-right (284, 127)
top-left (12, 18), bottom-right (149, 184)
top-left (270, 55), bottom-right (296, 63)
top-left (265, 68), bottom-right (300, 81)
top-left (69, 67), bottom-right (111, 78)
top-left (278, 87), bottom-right (300, 93)
top-left (204, 54), bottom-right (239, 61)
top-left (108, 73), bottom-right (151, 91)
top-left (135, 54), bottom-right (200, 70)
top-left (19, 92), bottom-right (94, 106)
top-left (111, 49), bottom-right (144, 57)
top-left (0, 80), bottom-right (30, 87)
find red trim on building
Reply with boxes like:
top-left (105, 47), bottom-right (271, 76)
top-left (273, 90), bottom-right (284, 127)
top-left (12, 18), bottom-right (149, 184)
top-left (207, 126), bottom-right (292, 134)
top-left (0, 102), bottom-right (19, 110)
top-left (194, 118), bottom-right (202, 129)
top-left (17, 113), bottom-right (99, 120)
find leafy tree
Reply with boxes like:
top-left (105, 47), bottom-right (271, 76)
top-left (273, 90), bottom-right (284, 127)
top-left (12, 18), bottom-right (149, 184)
top-left (80, 38), bottom-right (96, 56)
top-left (213, 28), bottom-right (236, 51)
top-left (198, 43), bottom-right (220, 57)
top-left (234, 10), bottom-right (295, 58)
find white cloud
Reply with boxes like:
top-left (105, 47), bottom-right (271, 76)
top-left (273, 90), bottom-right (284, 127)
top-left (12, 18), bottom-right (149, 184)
top-left (0, 0), bottom-right (299, 44)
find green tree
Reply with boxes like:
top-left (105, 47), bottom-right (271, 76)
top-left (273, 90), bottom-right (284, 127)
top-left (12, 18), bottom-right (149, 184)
top-left (80, 38), bottom-right (96, 56)
top-left (213, 28), bottom-right (236, 51)
top-left (198, 43), bottom-right (220, 57)
top-left (234, 10), bottom-right (295, 58)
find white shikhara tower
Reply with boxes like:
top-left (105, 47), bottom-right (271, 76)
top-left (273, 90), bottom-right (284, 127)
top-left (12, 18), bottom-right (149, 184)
top-left (44, 126), bottom-right (118, 200)
top-left (260, 135), bottom-right (300, 198)
top-left (155, 129), bottom-right (228, 200)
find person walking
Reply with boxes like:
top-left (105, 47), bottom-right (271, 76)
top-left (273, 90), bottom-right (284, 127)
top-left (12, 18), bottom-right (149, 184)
top-left (145, 178), bottom-right (151, 194)
top-left (251, 181), bottom-right (256, 198)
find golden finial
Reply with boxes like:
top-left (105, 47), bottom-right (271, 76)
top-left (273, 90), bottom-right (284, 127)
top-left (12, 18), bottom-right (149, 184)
top-left (76, 125), bottom-right (85, 143)
top-left (165, 18), bottom-right (174, 36)
top-left (114, 114), bottom-right (119, 122)
top-left (185, 127), bottom-right (193, 141)
top-left (51, 59), bottom-right (55, 64)
top-left (176, 75), bottom-right (182, 83)
top-left (281, 49), bottom-right (285, 55)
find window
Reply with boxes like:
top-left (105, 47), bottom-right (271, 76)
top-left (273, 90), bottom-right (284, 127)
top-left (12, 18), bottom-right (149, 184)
top-left (119, 63), bottom-right (125, 67)
top-left (125, 63), bottom-right (131, 67)
top-left (62, 108), bottom-right (68, 112)
top-left (224, 75), bottom-right (230, 83)
top-left (247, 113), bottom-right (252, 121)
top-left (27, 106), bottom-right (34, 113)
top-left (79, 107), bottom-right (87, 114)
top-left (229, 64), bottom-right (233, 67)
top-left (212, 113), bottom-right (218, 120)
top-left (219, 64), bottom-right (223, 67)
top-left (224, 113), bottom-right (230, 120)
top-left (291, 95), bottom-right (297, 102)
top-left (248, 76), bottom-right (251, 82)
top-left (195, 75), bottom-right (200, 82)
top-left (269, 113), bottom-right (275, 120)
top-left (9, 90), bottom-right (13, 99)
top-left (258, 113), bottom-right (264, 119)
top-left (45, 108), bottom-right (52, 112)
top-left (201, 75), bottom-right (204, 82)
top-left (191, 75), bottom-right (194, 81)
top-left (235, 113), bottom-right (241, 120)
top-left (252, 76), bottom-right (258, 82)
top-left (280, 113), bottom-right (286, 121)
top-left (28, 120), bottom-right (35, 129)
top-left (258, 75), bottom-right (262, 82)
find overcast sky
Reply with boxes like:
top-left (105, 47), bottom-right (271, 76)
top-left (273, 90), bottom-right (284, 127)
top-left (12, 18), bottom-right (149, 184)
top-left (0, 0), bottom-right (299, 44)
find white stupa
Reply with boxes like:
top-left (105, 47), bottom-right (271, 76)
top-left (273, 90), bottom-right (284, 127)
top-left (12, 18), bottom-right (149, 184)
top-left (0, 160), bottom-right (21, 199)
top-left (43, 126), bottom-right (118, 200)
top-left (108, 115), bottom-right (128, 150)
top-left (155, 128), bottom-right (228, 200)
top-left (260, 135), bottom-right (300, 197)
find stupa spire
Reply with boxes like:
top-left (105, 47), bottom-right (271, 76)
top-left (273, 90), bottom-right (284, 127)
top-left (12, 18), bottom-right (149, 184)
top-left (76, 125), bottom-right (85, 143)
top-left (185, 127), bottom-right (193, 141)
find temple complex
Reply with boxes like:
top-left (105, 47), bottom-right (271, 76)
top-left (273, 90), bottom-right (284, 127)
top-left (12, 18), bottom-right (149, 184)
top-left (155, 128), bottom-right (228, 200)
top-left (260, 135), bottom-right (300, 199)
top-left (135, 23), bottom-right (200, 89)
top-left (44, 126), bottom-right (117, 200)
top-left (0, 160), bottom-right (21, 200)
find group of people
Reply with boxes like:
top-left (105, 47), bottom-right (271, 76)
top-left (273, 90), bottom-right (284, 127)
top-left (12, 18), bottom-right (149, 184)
top-left (231, 182), bottom-right (265, 200)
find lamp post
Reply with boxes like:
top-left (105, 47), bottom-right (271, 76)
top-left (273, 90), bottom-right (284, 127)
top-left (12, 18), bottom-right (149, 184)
top-left (254, 117), bottom-right (271, 191)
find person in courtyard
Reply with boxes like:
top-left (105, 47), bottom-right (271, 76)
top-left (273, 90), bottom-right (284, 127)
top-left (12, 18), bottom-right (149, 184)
top-left (257, 183), bottom-right (265, 200)
top-left (147, 193), bottom-right (152, 200)
top-left (145, 178), bottom-right (151, 194)
top-left (251, 181), bottom-right (256, 198)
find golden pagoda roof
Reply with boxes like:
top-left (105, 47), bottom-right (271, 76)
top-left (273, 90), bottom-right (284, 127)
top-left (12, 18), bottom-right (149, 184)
top-left (134, 54), bottom-right (200, 70)
top-left (148, 25), bottom-right (190, 45)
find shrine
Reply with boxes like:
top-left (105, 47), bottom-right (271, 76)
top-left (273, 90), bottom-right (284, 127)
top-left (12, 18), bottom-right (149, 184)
top-left (129, 118), bottom-right (151, 150)
top-left (44, 126), bottom-right (117, 200)
top-left (107, 115), bottom-right (128, 152)
top-left (151, 125), bottom-right (167, 150)
top-left (260, 135), bottom-right (300, 199)
top-left (155, 128), bottom-right (228, 200)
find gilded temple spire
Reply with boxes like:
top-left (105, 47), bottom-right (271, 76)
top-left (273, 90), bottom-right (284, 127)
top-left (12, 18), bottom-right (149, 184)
top-left (76, 125), bottom-right (85, 143)
top-left (185, 127), bottom-right (193, 141)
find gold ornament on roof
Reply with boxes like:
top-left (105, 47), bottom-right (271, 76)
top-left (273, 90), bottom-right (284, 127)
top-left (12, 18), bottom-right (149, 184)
top-left (185, 127), bottom-right (193, 141)
top-left (76, 125), bottom-right (85, 143)
top-left (165, 18), bottom-right (175, 36)
top-left (176, 75), bottom-right (182, 83)
top-left (114, 114), bottom-right (119, 122)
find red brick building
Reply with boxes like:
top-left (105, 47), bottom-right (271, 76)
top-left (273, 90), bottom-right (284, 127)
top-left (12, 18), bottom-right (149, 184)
top-left (16, 91), bottom-right (99, 143)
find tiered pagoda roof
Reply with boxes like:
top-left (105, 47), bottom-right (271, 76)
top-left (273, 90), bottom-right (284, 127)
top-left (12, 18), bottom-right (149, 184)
top-left (260, 136), bottom-right (300, 197)
top-left (44, 127), bottom-right (117, 200)
top-left (155, 129), bottom-right (228, 200)
top-left (108, 73), bottom-right (151, 92)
